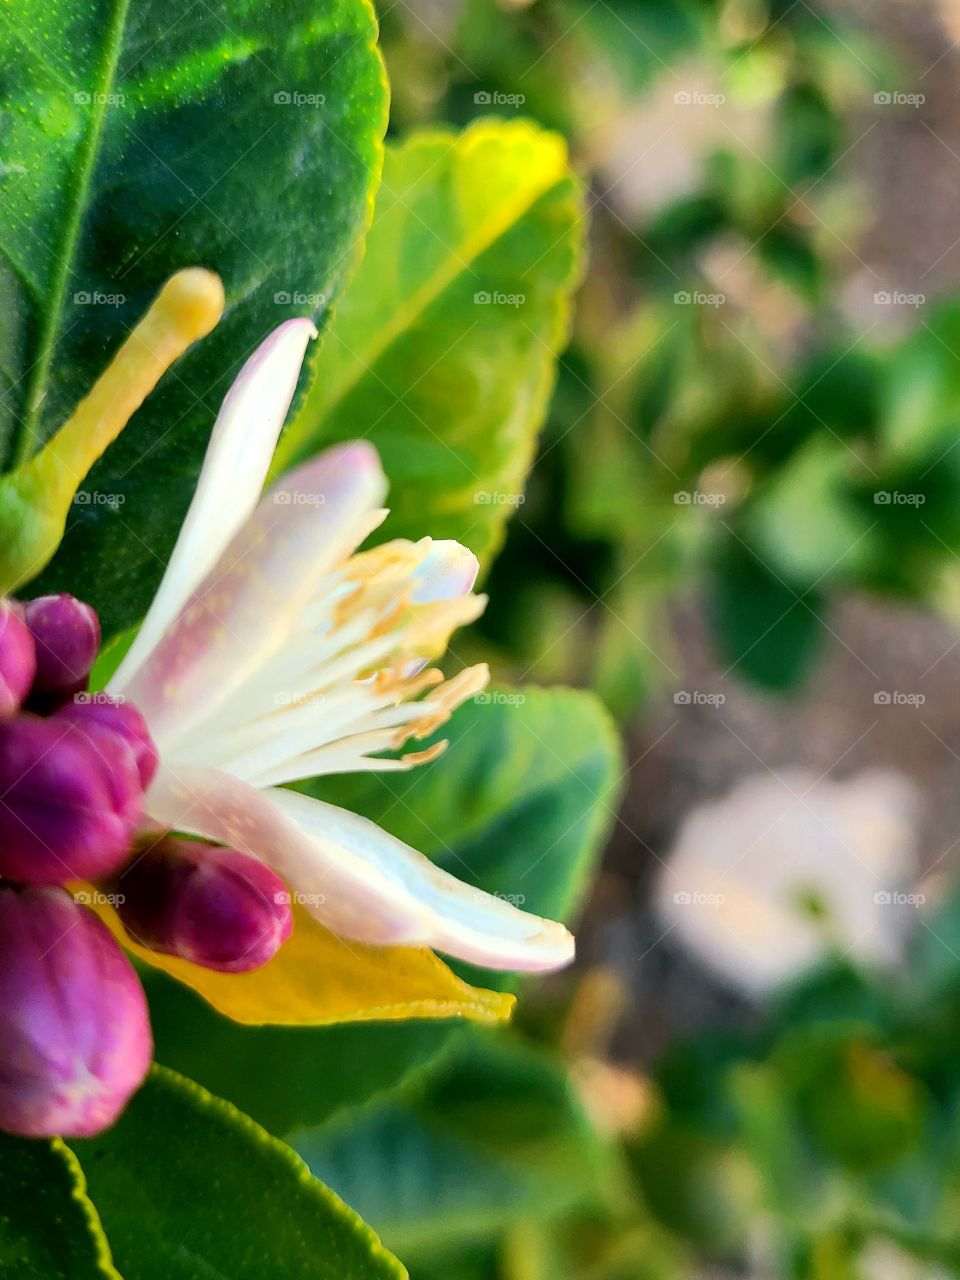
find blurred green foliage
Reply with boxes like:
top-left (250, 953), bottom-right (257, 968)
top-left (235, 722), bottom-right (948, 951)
top-left (377, 0), bottom-right (960, 713)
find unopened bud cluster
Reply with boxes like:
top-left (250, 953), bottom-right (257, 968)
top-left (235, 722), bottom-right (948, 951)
top-left (0, 594), bottom-right (153, 1137)
top-left (0, 594), bottom-right (294, 1139)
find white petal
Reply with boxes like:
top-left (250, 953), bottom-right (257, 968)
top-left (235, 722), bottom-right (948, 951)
top-left (121, 443), bottom-right (387, 754)
top-left (412, 540), bottom-right (479, 602)
top-left (113, 319), bottom-right (318, 690)
top-left (147, 764), bottom-right (575, 973)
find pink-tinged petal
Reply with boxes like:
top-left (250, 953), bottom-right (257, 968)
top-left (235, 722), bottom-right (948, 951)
top-left (147, 764), bottom-right (575, 973)
top-left (114, 442), bottom-right (387, 754)
top-left (112, 319), bottom-right (318, 690)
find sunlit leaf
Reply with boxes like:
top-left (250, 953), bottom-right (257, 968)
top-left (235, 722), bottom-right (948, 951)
top-left (275, 117), bottom-right (586, 570)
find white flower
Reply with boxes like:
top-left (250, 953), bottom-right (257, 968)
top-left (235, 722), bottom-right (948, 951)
top-left (654, 768), bottom-right (920, 995)
top-left (109, 319), bottom-right (573, 973)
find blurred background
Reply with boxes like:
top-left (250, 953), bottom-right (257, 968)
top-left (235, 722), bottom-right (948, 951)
top-left (374, 1), bottom-right (960, 1274)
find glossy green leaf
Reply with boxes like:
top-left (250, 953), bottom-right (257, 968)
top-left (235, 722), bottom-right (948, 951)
top-left (10, 0), bottom-right (387, 637)
top-left (274, 117), bottom-right (586, 569)
top-left (0, 1135), bottom-right (120, 1279)
top-left (70, 1066), bottom-right (406, 1280)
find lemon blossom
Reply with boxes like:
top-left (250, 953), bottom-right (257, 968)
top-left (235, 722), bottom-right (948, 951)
top-left (108, 319), bottom-right (574, 973)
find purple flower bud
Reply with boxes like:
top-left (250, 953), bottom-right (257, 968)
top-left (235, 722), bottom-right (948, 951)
top-left (0, 713), bottom-right (143, 884)
top-left (24, 594), bottom-right (101, 708)
top-left (115, 837), bottom-right (293, 972)
top-left (0, 886), bottom-right (151, 1137)
top-left (55, 698), bottom-right (159, 791)
top-left (0, 601), bottom-right (36, 719)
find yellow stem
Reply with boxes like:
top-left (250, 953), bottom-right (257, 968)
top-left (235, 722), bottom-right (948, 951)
top-left (0, 269), bottom-right (225, 595)
top-left (32, 268), bottom-right (225, 490)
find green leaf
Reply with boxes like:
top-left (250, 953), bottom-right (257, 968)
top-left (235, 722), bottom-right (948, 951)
top-left (273, 117), bottom-right (586, 570)
top-left (0, 1135), bottom-right (120, 1279)
top-left (10, 0), bottom-right (387, 637)
top-left (296, 1033), bottom-right (613, 1260)
top-left (70, 1066), bottom-right (406, 1280)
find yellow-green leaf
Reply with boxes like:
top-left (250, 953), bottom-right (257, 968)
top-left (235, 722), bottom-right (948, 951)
top-left (273, 117), bottom-right (586, 569)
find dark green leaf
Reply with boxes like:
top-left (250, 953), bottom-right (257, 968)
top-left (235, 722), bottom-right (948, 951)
top-left (708, 536), bottom-right (825, 691)
top-left (0, 1135), bottom-right (119, 1279)
top-left (11, 0), bottom-right (387, 637)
